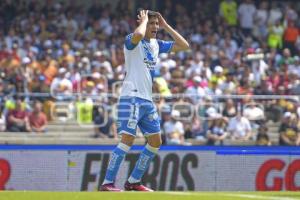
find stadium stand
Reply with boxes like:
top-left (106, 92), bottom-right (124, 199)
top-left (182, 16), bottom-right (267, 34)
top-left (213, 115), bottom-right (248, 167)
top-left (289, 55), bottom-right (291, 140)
top-left (0, 0), bottom-right (300, 146)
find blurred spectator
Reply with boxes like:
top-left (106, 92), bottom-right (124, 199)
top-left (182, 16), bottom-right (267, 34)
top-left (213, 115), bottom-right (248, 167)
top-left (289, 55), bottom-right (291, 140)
top-left (253, 1), bottom-right (269, 40)
top-left (92, 51), bottom-right (113, 80)
top-left (256, 124), bottom-right (271, 145)
top-left (228, 112), bottom-right (253, 141)
top-left (154, 76), bottom-right (172, 98)
top-left (28, 100), bottom-right (47, 133)
top-left (43, 59), bottom-right (58, 85)
top-left (278, 48), bottom-right (294, 68)
top-left (2, 0), bottom-right (16, 34)
top-left (210, 66), bottom-right (226, 88)
top-left (268, 2), bottom-right (283, 26)
top-left (219, 0), bottom-right (238, 26)
top-left (185, 75), bottom-right (206, 103)
top-left (50, 67), bottom-right (73, 100)
top-left (202, 105), bottom-right (221, 138)
top-left (206, 116), bottom-right (228, 145)
top-left (238, 0), bottom-right (256, 36)
top-left (278, 112), bottom-right (300, 146)
top-left (243, 100), bottom-right (265, 129)
top-left (58, 44), bottom-right (75, 66)
top-left (218, 72), bottom-right (237, 94)
top-left (6, 98), bottom-right (30, 132)
top-left (283, 21), bottom-right (299, 55)
top-left (76, 98), bottom-right (94, 124)
top-left (31, 75), bottom-right (50, 101)
top-left (159, 103), bottom-right (172, 144)
top-left (185, 114), bottom-right (204, 140)
top-left (284, 2), bottom-right (298, 23)
top-left (163, 110), bottom-right (186, 145)
top-left (268, 19), bottom-right (284, 49)
top-left (93, 105), bottom-right (117, 139)
top-left (222, 99), bottom-right (237, 119)
top-left (0, 0), bottom-right (299, 146)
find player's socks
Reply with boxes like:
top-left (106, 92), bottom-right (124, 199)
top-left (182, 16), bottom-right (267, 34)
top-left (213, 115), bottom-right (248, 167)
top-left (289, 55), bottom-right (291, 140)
top-left (102, 143), bottom-right (130, 185)
top-left (128, 144), bottom-right (159, 183)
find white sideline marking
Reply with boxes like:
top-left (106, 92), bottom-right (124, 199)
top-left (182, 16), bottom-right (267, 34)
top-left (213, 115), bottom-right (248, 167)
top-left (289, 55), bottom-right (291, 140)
top-left (163, 192), bottom-right (202, 196)
top-left (224, 194), bottom-right (298, 200)
top-left (163, 192), bottom-right (299, 200)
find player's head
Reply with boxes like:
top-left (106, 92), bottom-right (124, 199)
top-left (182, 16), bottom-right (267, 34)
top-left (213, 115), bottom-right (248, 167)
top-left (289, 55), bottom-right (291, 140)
top-left (138, 8), bottom-right (159, 39)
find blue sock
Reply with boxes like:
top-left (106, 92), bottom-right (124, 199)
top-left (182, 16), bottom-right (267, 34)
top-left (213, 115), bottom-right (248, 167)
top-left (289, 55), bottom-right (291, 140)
top-left (103, 143), bottom-right (130, 184)
top-left (128, 144), bottom-right (159, 183)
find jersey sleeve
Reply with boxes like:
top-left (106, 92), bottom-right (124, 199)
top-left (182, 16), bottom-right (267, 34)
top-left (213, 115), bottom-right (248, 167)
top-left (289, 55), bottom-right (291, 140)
top-left (124, 33), bottom-right (137, 50)
top-left (157, 39), bottom-right (174, 54)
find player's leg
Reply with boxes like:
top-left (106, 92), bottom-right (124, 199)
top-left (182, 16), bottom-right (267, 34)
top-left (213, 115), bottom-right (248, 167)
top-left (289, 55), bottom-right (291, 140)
top-left (125, 101), bottom-right (161, 191)
top-left (102, 134), bottom-right (134, 183)
top-left (100, 133), bottom-right (134, 191)
top-left (100, 97), bottom-right (139, 191)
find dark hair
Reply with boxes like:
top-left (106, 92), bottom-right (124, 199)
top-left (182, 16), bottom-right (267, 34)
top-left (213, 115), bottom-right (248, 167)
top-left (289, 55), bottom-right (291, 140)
top-left (137, 8), bottom-right (158, 18)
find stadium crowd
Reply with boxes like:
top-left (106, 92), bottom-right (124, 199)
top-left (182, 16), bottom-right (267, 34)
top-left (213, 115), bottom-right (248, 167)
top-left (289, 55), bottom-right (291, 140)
top-left (0, 0), bottom-right (300, 146)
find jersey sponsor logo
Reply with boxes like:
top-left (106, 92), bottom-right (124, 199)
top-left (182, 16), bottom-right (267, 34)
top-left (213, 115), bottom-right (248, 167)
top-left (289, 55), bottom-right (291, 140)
top-left (144, 60), bottom-right (156, 71)
top-left (142, 40), bottom-right (157, 69)
top-left (127, 119), bottom-right (137, 129)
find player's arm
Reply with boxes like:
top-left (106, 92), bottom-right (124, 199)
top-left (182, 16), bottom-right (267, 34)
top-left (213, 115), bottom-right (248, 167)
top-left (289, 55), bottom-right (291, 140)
top-left (157, 12), bottom-right (189, 52)
top-left (131, 10), bottom-right (149, 45)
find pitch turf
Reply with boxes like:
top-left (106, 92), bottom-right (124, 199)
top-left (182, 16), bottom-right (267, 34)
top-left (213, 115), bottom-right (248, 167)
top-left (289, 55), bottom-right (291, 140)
top-left (0, 191), bottom-right (300, 200)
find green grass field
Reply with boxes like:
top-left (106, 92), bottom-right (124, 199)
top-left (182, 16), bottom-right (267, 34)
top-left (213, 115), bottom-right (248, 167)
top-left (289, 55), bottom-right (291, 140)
top-left (0, 191), bottom-right (300, 200)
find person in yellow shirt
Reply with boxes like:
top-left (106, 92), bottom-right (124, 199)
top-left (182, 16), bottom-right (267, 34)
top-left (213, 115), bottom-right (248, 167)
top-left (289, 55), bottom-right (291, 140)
top-left (219, 0), bottom-right (238, 26)
top-left (209, 66), bottom-right (226, 87)
top-left (154, 76), bottom-right (171, 97)
top-left (268, 19), bottom-right (284, 49)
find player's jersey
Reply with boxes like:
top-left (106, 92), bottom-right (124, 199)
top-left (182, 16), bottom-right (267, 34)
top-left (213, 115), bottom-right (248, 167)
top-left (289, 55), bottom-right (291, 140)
top-left (120, 33), bottom-right (174, 101)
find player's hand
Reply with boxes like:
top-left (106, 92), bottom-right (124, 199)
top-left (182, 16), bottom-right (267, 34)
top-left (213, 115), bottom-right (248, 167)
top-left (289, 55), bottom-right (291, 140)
top-left (156, 12), bottom-right (168, 29)
top-left (137, 10), bottom-right (148, 24)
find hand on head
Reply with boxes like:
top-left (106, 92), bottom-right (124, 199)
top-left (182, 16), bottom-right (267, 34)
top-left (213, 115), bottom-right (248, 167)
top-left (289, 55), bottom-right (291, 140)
top-left (137, 9), bottom-right (148, 24)
top-left (137, 9), bottom-right (168, 28)
top-left (155, 12), bottom-right (168, 29)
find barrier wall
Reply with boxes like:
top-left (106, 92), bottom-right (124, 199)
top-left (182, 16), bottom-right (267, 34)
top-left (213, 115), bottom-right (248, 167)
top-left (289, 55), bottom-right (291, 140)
top-left (0, 145), bottom-right (299, 191)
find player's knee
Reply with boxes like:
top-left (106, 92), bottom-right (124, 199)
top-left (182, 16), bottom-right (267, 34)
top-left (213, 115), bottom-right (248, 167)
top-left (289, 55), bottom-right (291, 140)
top-left (154, 138), bottom-right (162, 148)
top-left (121, 133), bottom-right (135, 147)
top-left (147, 135), bottom-right (162, 148)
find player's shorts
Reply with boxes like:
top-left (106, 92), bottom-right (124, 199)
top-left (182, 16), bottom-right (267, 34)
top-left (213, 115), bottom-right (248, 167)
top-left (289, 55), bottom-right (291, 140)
top-left (116, 96), bottom-right (161, 137)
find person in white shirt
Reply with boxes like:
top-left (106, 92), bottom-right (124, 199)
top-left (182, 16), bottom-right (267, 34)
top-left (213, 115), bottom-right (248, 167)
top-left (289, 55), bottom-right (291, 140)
top-left (268, 2), bottom-right (283, 26)
top-left (100, 9), bottom-right (189, 192)
top-left (253, 1), bottom-right (269, 39)
top-left (50, 67), bottom-right (73, 100)
top-left (228, 112), bottom-right (253, 140)
top-left (243, 100), bottom-right (265, 129)
top-left (243, 101), bottom-right (265, 121)
top-left (185, 76), bottom-right (206, 103)
top-left (163, 110), bottom-right (185, 145)
top-left (238, 0), bottom-right (256, 36)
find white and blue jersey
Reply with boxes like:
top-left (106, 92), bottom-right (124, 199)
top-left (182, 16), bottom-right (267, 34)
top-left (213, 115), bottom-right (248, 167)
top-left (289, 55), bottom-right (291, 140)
top-left (120, 33), bottom-right (174, 101)
top-left (117, 34), bottom-right (174, 136)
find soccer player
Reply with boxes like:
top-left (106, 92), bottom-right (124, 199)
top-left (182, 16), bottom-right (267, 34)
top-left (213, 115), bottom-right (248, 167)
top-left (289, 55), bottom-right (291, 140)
top-left (100, 9), bottom-right (189, 191)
